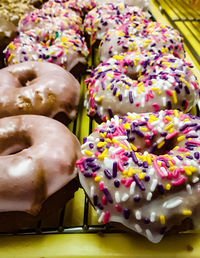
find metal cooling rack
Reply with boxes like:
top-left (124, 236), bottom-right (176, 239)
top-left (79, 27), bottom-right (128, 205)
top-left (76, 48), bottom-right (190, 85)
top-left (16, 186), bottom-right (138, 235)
top-left (155, 0), bottom-right (200, 64)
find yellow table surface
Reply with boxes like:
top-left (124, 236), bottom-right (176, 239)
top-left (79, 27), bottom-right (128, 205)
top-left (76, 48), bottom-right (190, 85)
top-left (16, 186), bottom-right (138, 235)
top-left (1, 1), bottom-right (200, 257)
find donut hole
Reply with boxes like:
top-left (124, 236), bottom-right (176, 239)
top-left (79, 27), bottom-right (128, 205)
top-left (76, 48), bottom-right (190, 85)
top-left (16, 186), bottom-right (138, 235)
top-left (0, 134), bottom-right (31, 156)
top-left (18, 71), bottom-right (37, 87)
top-left (126, 67), bottom-right (139, 81)
top-left (53, 112), bottom-right (71, 126)
top-left (152, 136), bottom-right (178, 156)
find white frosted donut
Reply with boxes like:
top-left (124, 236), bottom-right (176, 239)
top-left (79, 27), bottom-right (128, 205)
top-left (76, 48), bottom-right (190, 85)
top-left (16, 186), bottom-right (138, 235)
top-left (0, 114), bottom-right (80, 231)
top-left (0, 61), bottom-right (80, 123)
top-left (99, 21), bottom-right (185, 62)
top-left (84, 3), bottom-right (148, 45)
top-left (85, 51), bottom-right (199, 122)
top-left (4, 29), bottom-right (89, 75)
top-left (76, 110), bottom-right (200, 243)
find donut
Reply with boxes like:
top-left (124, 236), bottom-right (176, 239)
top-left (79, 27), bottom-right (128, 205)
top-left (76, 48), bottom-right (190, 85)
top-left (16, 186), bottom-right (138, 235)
top-left (0, 0), bottom-right (36, 25)
top-left (76, 109), bottom-right (200, 242)
top-left (94, 0), bottom-right (149, 10)
top-left (99, 21), bottom-right (185, 62)
top-left (4, 29), bottom-right (89, 76)
top-left (19, 7), bottom-right (83, 34)
top-left (85, 51), bottom-right (199, 123)
top-left (0, 115), bottom-right (80, 231)
top-left (0, 17), bottom-right (17, 68)
top-left (0, 61), bottom-right (80, 124)
top-left (84, 3), bottom-right (148, 46)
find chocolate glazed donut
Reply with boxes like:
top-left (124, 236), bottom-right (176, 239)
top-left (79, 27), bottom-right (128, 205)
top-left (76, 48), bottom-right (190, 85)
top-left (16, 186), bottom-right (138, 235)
top-left (0, 115), bottom-right (80, 232)
top-left (0, 61), bottom-right (80, 124)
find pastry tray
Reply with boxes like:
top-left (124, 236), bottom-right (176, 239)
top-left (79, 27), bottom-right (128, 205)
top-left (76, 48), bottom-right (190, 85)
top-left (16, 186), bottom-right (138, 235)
top-left (1, 0), bottom-right (200, 257)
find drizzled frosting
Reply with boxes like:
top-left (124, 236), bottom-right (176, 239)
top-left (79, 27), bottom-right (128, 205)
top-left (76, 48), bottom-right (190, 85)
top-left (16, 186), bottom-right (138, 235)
top-left (85, 51), bottom-right (199, 122)
top-left (77, 110), bottom-right (200, 242)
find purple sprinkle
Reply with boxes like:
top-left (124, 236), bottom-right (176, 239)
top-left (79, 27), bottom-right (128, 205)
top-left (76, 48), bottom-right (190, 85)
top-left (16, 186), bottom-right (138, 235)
top-left (84, 172), bottom-right (93, 177)
top-left (143, 161), bottom-right (148, 168)
top-left (108, 108), bottom-right (114, 118)
top-left (119, 94), bottom-right (123, 101)
top-left (123, 208), bottom-right (130, 219)
top-left (83, 137), bottom-right (87, 144)
top-left (144, 218), bottom-right (150, 224)
top-left (160, 132), bottom-right (167, 137)
top-left (194, 152), bottom-right (200, 159)
top-left (184, 86), bottom-right (190, 94)
top-left (134, 129), bottom-right (144, 137)
top-left (186, 134), bottom-right (198, 138)
top-left (104, 169), bottom-right (112, 179)
top-left (86, 158), bottom-right (95, 162)
top-left (93, 194), bottom-right (98, 206)
top-left (92, 165), bottom-right (101, 172)
top-left (87, 162), bottom-right (96, 168)
top-left (112, 161), bottom-right (118, 178)
top-left (114, 179), bottom-right (120, 188)
top-left (157, 183), bottom-right (165, 195)
top-left (89, 143), bottom-right (94, 149)
top-left (132, 174), bottom-right (146, 191)
top-left (113, 87), bottom-right (117, 96)
top-left (180, 124), bottom-right (189, 131)
top-left (97, 203), bottom-right (104, 210)
top-left (133, 195), bottom-right (140, 202)
top-left (131, 151), bottom-right (138, 164)
top-left (176, 155), bottom-right (183, 160)
top-left (129, 91), bottom-right (133, 103)
top-left (103, 188), bottom-right (113, 203)
top-left (186, 155), bottom-right (193, 160)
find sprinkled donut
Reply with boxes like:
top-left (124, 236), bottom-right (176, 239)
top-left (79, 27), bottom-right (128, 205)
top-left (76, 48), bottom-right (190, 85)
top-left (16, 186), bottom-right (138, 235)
top-left (4, 29), bottom-right (89, 76)
top-left (0, 115), bottom-right (80, 231)
top-left (76, 110), bottom-right (200, 242)
top-left (84, 3), bottom-right (148, 46)
top-left (0, 61), bottom-right (80, 123)
top-left (19, 7), bottom-right (83, 33)
top-left (99, 21), bottom-right (185, 62)
top-left (85, 51), bottom-right (199, 123)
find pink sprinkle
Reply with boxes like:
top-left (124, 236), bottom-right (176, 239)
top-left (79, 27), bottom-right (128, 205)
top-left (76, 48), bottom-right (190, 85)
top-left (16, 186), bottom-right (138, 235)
top-left (187, 140), bottom-right (200, 146)
top-left (179, 168), bottom-right (185, 174)
top-left (99, 182), bottom-right (104, 191)
top-left (153, 159), bottom-right (166, 178)
top-left (76, 157), bottom-right (86, 166)
top-left (136, 102), bottom-right (140, 107)
top-left (145, 139), bottom-right (151, 146)
top-left (184, 100), bottom-right (189, 110)
top-left (152, 103), bottom-right (159, 112)
top-left (191, 81), bottom-right (198, 90)
top-left (57, 51), bottom-right (63, 57)
top-left (115, 204), bottom-right (121, 212)
top-left (173, 169), bottom-right (179, 179)
top-left (102, 196), bottom-right (107, 205)
top-left (79, 164), bottom-right (84, 173)
top-left (116, 149), bottom-right (124, 155)
top-left (113, 143), bottom-right (119, 148)
top-left (172, 176), bottom-right (186, 186)
top-left (148, 90), bottom-right (154, 98)
top-left (118, 160), bottom-right (124, 172)
top-left (146, 122), bottom-right (152, 131)
top-left (166, 131), bottom-right (178, 140)
top-left (110, 154), bottom-right (115, 159)
top-left (153, 129), bottom-right (157, 135)
top-left (107, 134), bottom-right (112, 140)
top-left (95, 152), bottom-right (101, 156)
top-left (120, 154), bottom-right (129, 161)
top-left (92, 173), bottom-right (97, 178)
top-left (177, 148), bottom-right (188, 152)
top-left (145, 94), bottom-right (149, 102)
top-left (182, 128), bottom-right (192, 134)
top-left (163, 118), bottom-right (168, 124)
top-left (121, 178), bottom-right (126, 184)
top-left (125, 178), bottom-right (133, 187)
top-left (167, 171), bottom-right (173, 179)
top-left (166, 90), bottom-right (172, 96)
top-left (103, 211), bottom-right (110, 223)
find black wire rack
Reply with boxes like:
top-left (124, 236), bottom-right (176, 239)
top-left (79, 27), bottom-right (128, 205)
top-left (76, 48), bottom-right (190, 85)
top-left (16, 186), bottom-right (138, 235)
top-left (155, 0), bottom-right (200, 64)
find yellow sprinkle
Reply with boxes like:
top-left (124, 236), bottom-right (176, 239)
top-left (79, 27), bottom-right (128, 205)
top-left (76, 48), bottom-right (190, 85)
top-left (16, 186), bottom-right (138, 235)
top-left (177, 135), bottom-right (185, 142)
top-left (184, 118), bottom-right (190, 122)
top-left (97, 154), bottom-right (109, 160)
top-left (138, 172), bottom-right (145, 180)
top-left (162, 62), bottom-right (171, 66)
top-left (106, 138), bottom-right (112, 143)
top-left (140, 127), bottom-right (148, 132)
top-left (174, 110), bottom-right (179, 117)
top-left (84, 150), bottom-right (93, 156)
top-left (97, 96), bottom-right (103, 103)
top-left (182, 210), bottom-right (192, 216)
top-left (165, 123), bottom-right (173, 131)
top-left (112, 139), bottom-right (119, 144)
top-left (157, 141), bottom-right (165, 149)
top-left (160, 215), bottom-right (166, 225)
top-left (169, 166), bottom-right (176, 171)
top-left (169, 128), bottom-right (174, 134)
top-left (119, 144), bottom-right (128, 150)
top-left (165, 183), bottom-right (171, 190)
top-left (94, 176), bottom-right (101, 182)
top-left (172, 90), bottom-right (177, 104)
top-left (8, 53), bottom-right (14, 63)
top-left (102, 149), bottom-right (108, 156)
top-left (123, 123), bottom-right (131, 130)
top-left (128, 167), bottom-right (134, 177)
top-left (130, 143), bottom-right (137, 151)
top-left (165, 116), bottom-right (173, 121)
top-left (122, 170), bottom-right (128, 175)
top-left (146, 154), bottom-right (152, 165)
top-left (97, 142), bottom-right (107, 148)
top-left (113, 55), bottom-right (123, 60)
top-left (100, 132), bottom-right (107, 138)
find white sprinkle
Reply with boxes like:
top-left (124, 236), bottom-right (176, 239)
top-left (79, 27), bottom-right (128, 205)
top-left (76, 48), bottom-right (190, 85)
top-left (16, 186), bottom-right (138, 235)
top-left (150, 179), bottom-right (158, 192)
top-left (192, 176), bottom-right (199, 183)
top-left (163, 197), bottom-right (183, 209)
top-left (98, 212), bottom-right (105, 223)
top-left (160, 167), bottom-right (168, 176)
top-left (186, 184), bottom-right (192, 195)
top-left (157, 137), bottom-right (164, 144)
top-left (146, 229), bottom-right (153, 241)
top-left (114, 136), bottom-right (127, 141)
top-left (81, 142), bottom-right (89, 149)
top-left (135, 224), bottom-right (142, 233)
top-left (130, 181), bottom-right (136, 195)
top-left (146, 192), bottom-right (153, 201)
top-left (150, 212), bottom-right (156, 223)
top-left (90, 186), bottom-right (94, 197)
top-left (115, 191), bottom-right (120, 203)
top-left (103, 157), bottom-right (113, 170)
top-left (121, 193), bottom-right (129, 202)
top-left (162, 96), bottom-right (166, 106)
top-left (149, 168), bottom-right (155, 176)
top-left (135, 210), bottom-right (141, 220)
top-left (99, 106), bottom-right (104, 115)
top-left (141, 98), bottom-right (145, 108)
top-left (124, 90), bottom-right (128, 97)
top-left (113, 147), bottom-right (123, 154)
top-left (95, 138), bottom-right (100, 143)
top-left (124, 140), bottom-right (131, 149)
